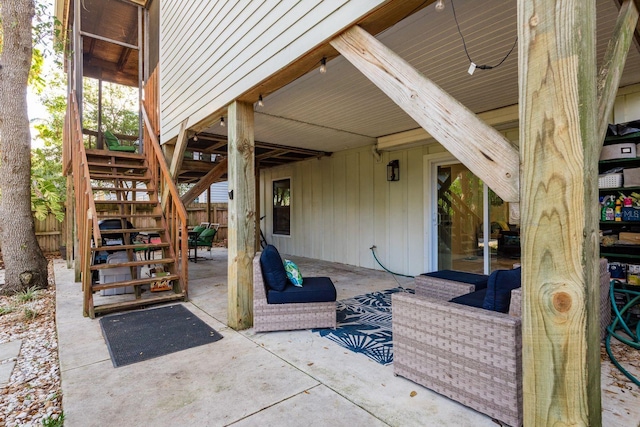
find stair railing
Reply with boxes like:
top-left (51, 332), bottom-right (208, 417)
top-left (68, 92), bottom-right (101, 306)
top-left (141, 105), bottom-right (189, 296)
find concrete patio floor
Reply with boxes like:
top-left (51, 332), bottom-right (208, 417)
top-left (55, 248), bottom-right (639, 426)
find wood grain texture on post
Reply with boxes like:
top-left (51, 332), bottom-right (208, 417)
top-left (518, 0), bottom-right (601, 425)
top-left (227, 101), bottom-right (256, 330)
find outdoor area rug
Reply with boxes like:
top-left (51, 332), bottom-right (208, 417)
top-left (313, 287), bottom-right (414, 365)
top-left (99, 304), bottom-right (223, 367)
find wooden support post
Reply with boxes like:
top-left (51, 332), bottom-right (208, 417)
top-left (66, 175), bottom-right (74, 269)
top-left (227, 101), bottom-right (256, 330)
top-left (596, 0), bottom-right (639, 147)
top-left (331, 25), bottom-right (519, 202)
top-left (518, 1), bottom-right (600, 425)
top-left (97, 77), bottom-right (103, 149)
top-left (207, 187), bottom-right (212, 224)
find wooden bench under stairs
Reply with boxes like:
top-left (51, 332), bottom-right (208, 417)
top-left (84, 149), bottom-right (186, 317)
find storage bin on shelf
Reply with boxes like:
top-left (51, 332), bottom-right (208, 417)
top-left (599, 173), bottom-right (623, 188)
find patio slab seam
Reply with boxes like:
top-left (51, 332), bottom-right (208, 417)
top-left (226, 383), bottom-right (325, 426)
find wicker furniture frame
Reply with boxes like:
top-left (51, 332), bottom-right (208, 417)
top-left (393, 292), bottom-right (522, 427)
top-left (253, 252), bottom-right (336, 332)
top-left (414, 274), bottom-right (479, 300)
top-left (394, 259), bottom-right (611, 426)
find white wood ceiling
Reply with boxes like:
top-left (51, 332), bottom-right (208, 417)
top-left (203, 0), bottom-right (640, 153)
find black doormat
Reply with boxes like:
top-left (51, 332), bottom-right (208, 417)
top-left (99, 304), bottom-right (223, 367)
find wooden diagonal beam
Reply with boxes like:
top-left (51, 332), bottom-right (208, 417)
top-left (162, 119), bottom-right (188, 207)
top-left (330, 25), bottom-right (519, 202)
top-left (180, 158), bottom-right (228, 204)
top-left (597, 0), bottom-right (639, 148)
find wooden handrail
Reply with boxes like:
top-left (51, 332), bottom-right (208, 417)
top-left (69, 93), bottom-right (101, 245)
top-left (141, 108), bottom-right (188, 223)
top-left (141, 103), bottom-right (189, 296)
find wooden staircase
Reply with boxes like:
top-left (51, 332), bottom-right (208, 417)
top-left (64, 89), bottom-right (189, 319)
top-left (84, 149), bottom-right (185, 317)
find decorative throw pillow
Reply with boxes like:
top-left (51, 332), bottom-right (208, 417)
top-left (482, 267), bottom-right (522, 313)
top-left (260, 245), bottom-right (288, 292)
top-left (283, 259), bottom-right (303, 287)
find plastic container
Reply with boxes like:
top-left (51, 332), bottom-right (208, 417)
top-left (98, 251), bottom-right (139, 295)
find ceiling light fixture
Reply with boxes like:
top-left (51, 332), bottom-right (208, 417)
top-left (319, 57), bottom-right (327, 74)
top-left (258, 94), bottom-right (264, 107)
top-left (193, 134), bottom-right (199, 142)
top-left (435, 0), bottom-right (445, 12)
top-left (220, 117), bottom-right (225, 127)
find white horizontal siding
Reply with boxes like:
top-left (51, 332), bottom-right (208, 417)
top-left (160, 0), bottom-right (387, 142)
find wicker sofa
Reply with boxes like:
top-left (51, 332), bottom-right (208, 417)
top-left (393, 259), bottom-right (611, 427)
top-left (393, 290), bottom-right (522, 426)
top-left (253, 251), bottom-right (337, 332)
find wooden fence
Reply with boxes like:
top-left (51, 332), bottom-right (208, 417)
top-left (0, 202), bottom-right (229, 255)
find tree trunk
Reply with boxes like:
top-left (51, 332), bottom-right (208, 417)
top-left (0, 0), bottom-right (49, 294)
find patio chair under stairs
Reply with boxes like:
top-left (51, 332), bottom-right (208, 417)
top-left (83, 148), bottom-right (186, 317)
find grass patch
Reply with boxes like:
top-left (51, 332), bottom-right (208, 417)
top-left (41, 412), bottom-right (64, 427)
top-left (0, 305), bottom-right (15, 316)
top-left (24, 307), bottom-right (39, 320)
top-left (15, 286), bottom-right (40, 303)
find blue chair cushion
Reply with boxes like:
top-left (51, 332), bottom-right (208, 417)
top-left (421, 270), bottom-right (489, 290)
top-left (449, 288), bottom-right (488, 309)
top-left (260, 245), bottom-right (288, 292)
top-left (482, 268), bottom-right (522, 313)
top-left (267, 277), bottom-right (336, 304)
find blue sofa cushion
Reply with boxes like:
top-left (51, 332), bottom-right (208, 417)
top-left (449, 288), bottom-right (488, 309)
top-left (267, 277), bottom-right (337, 304)
top-left (482, 268), bottom-right (522, 313)
top-left (260, 245), bottom-right (288, 292)
top-left (421, 270), bottom-right (489, 290)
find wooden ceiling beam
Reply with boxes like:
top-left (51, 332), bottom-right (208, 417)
top-left (331, 25), bottom-right (519, 202)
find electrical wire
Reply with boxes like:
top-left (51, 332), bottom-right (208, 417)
top-left (451, 0), bottom-right (517, 71)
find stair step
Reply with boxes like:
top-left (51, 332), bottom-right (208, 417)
top-left (100, 227), bottom-right (165, 235)
top-left (90, 173), bottom-right (151, 181)
top-left (90, 258), bottom-right (175, 271)
top-left (94, 200), bottom-right (158, 205)
top-left (85, 148), bottom-right (145, 160)
top-left (93, 292), bottom-right (186, 316)
top-left (93, 274), bottom-right (180, 291)
top-left (87, 160), bottom-right (147, 168)
top-left (97, 213), bottom-right (163, 219)
top-left (92, 242), bottom-right (170, 251)
top-left (92, 186), bottom-right (155, 192)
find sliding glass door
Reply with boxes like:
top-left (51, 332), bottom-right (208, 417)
top-left (433, 161), bottom-right (519, 274)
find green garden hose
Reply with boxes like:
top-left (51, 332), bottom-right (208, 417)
top-left (369, 246), bottom-right (414, 278)
top-left (606, 281), bottom-right (640, 387)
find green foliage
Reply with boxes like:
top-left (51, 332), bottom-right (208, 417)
top-left (83, 78), bottom-right (140, 143)
top-left (0, 305), bottom-right (16, 316)
top-left (23, 307), bottom-right (39, 320)
top-left (16, 286), bottom-right (40, 303)
top-left (42, 412), bottom-right (65, 427)
top-left (32, 71), bottom-right (67, 222)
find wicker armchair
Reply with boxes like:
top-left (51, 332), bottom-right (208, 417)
top-left (253, 252), bottom-right (336, 332)
top-left (393, 292), bottom-right (522, 427)
top-left (393, 259), bottom-right (610, 427)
